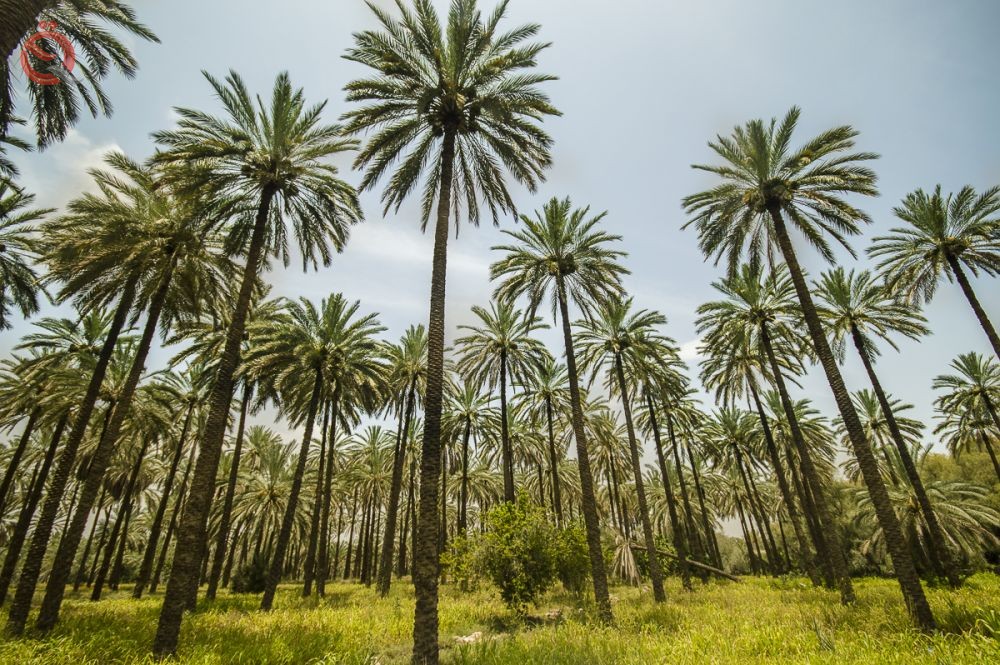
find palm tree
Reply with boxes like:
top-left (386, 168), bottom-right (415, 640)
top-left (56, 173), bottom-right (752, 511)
top-left (150, 71), bottom-right (362, 657)
top-left (934, 353), bottom-right (1000, 481)
top-left (814, 267), bottom-right (959, 585)
top-left (0, 0), bottom-right (159, 146)
top-left (443, 379), bottom-right (497, 535)
top-left (246, 295), bottom-right (386, 610)
top-left (682, 107), bottom-right (934, 630)
top-left (517, 356), bottom-right (569, 524)
top-left (492, 196), bottom-right (628, 622)
top-left (0, 183), bottom-right (51, 329)
top-left (870, 185), bottom-right (1000, 359)
top-left (343, 2), bottom-right (559, 659)
top-left (456, 300), bottom-right (547, 502)
top-left (575, 298), bottom-right (669, 601)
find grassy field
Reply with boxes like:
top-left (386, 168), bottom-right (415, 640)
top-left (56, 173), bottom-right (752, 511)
top-left (0, 575), bottom-right (998, 664)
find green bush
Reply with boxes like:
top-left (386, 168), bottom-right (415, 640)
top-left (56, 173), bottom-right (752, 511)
top-left (479, 496), bottom-right (557, 612)
top-left (553, 522), bottom-right (590, 595)
top-left (442, 534), bottom-right (479, 590)
top-left (231, 554), bottom-right (268, 594)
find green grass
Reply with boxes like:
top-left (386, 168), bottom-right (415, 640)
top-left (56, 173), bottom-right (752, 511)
top-left (0, 575), bottom-right (998, 664)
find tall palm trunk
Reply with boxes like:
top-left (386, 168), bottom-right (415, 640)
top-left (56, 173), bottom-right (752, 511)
top-left (850, 325), bottom-right (959, 587)
top-left (0, 413), bottom-right (67, 605)
top-left (665, 415), bottom-right (705, 565)
top-left (91, 436), bottom-right (150, 601)
top-left (0, 409), bottom-right (40, 517)
top-left (978, 431), bottom-right (1000, 483)
top-left (545, 396), bottom-right (563, 524)
top-left (317, 396), bottom-right (339, 596)
top-left (615, 358), bottom-right (664, 601)
top-left (39, 260), bottom-right (176, 630)
top-left (732, 447), bottom-right (779, 572)
top-left (747, 380), bottom-right (818, 585)
top-left (206, 383), bottom-right (252, 600)
top-left (769, 207), bottom-right (934, 630)
top-left (458, 420), bottom-right (471, 534)
top-left (499, 352), bottom-right (514, 502)
top-left (133, 403), bottom-right (195, 599)
top-left (682, 436), bottom-right (723, 569)
top-left (759, 321), bottom-right (853, 600)
top-left (412, 129), bottom-right (456, 665)
top-left (734, 495), bottom-right (761, 573)
top-left (378, 381), bottom-right (416, 596)
top-left (261, 366), bottom-right (323, 611)
top-left (556, 274), bottom-right (612, 622)
top-left (645, 392), bottom-right (691, 590)
top-left (303, 400), bottom-right (330, 597)
top-left (76, 483), bottom-right (108, 592)
top-left (6, 275), bottom-right (137, 635)
top-left (945, 255), bottom-right (1000, 359)
top-left (343, 489), bottom-right (358, 580)
top-left (154, 187), bottom-right (276, 655)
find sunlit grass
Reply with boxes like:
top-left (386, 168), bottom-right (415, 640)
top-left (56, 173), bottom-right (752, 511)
top-left (0, 575), bottom-right (997, 663)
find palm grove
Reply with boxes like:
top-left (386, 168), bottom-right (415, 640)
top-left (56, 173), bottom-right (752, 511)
top-left (0, 1), bottom-right (999, 664)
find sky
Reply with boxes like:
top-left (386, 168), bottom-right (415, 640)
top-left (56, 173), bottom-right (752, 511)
top-left (5, 0), bottom-right (1000, 455)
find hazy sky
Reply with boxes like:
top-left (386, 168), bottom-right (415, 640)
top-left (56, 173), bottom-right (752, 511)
top-left (6, 0), bottom-right (1000, 452)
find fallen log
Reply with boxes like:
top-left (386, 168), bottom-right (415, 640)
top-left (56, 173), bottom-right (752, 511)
top-left (629, 544), bottom-right (741, 583)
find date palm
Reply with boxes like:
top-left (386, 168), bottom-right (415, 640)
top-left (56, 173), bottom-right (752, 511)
top-left (517, 355), bottom-right (569, 524)
top-left (575, 298), bottom-right (669, 601)
top-left (456, 300), bottom-right (547, 502)
top-left (0, 183), bottom-right (51, 329)
top-left (150, 71), bottom-right (362, 657)
top-left (442, 379), bottom-right (497, 536)
top-left (0, 0), bottom-right (158, 147)
top-left (933, 353), bottom-right (1000, 472)
top-left (870, 185), bottom-right (1000, 359)
top-left (682, 107), bottom-right (934, 629)
top-left (343, 2), bottom-right (559, 656)
top-left (814, 267), bottom-right (958, 586)
top-left (492, 196), bottom-right (628, 621)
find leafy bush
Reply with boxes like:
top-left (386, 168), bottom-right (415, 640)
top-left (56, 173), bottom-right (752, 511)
top-left (231, 554), bottom-right (268, 594)
top-left (553, 522), bottom-right (590, 595)
top-left (442, 534), bottom-right (479, 590)
top-left (478, 496), bottom-right (557, 612)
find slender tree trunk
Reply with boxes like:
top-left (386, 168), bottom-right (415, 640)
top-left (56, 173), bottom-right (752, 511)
top-left (439, 441), bottom-right (449, 556)
top-left (734, 495), bottom-right (760, 574)
top-left (499, 352), bottom-right (515, 502)
top-left (759, 321), bottom-right (854, 600)
top-left (378, 381), bottom-right (415, 596)
top-left (645, 392), bottom-right (691, 589)
top-left (945, 255), bottom-right (1000, 359)
top-left (850, 326), bottom-right (959, 587)
top-left (411, 129), bottom-right (456, 665)
top-left (0, 409), bottom-right (39, 518)
top-left (734, 449), bottom-right (780, 572)
top-left (665, 415), bottom-right (705, 565)
top-left (458, 420), bottom-right (471, 534)
top-left (332, 503), bottom-right (344, 585)
top-left (206, 383), bottom-right (252, 601)
top-left (133, 403), bottom-right (194, 599)
top-left (748, 381), bottom-right (818, 584)
top-left (261, 366), bottom-right (323, 611)
top-left (317, 397), bottom-right (339, 596)
top-left (75, 482), bottom-right (108, 593)
top-left (979, 432), bottom-right (1000, 483)
top-left (303, 399), bottom-right (329, 598)
top-left (222, 523), bottom-right (242, 590)
top-left (556, 274), bottom-right (612, 622)
top-left (343, 489), bottom-right (358, 580)
top-left (152, 431), bottom-right (199, 594)
top-left (769, 206), bottom-right (934, 630)
top-left (39, 262), bottom-right (175, 630)
top-left (0, 413), bottom-right (66, 605)
top-left (682, 436), bottom-right (722, 569)
top-left (154, 187), bottom-right (275, 656)
top-left (6, 276), bottom-right (137, 635)
top-left (615, 358), bottom-right (664, 601)
top-left (545, 396), bottom-right (563, 525)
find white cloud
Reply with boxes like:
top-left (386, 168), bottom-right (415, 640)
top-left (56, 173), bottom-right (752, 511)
top-left (15, 129), bottom-right (122, 211)
top-left (678, 336), bottom-right (703, 362)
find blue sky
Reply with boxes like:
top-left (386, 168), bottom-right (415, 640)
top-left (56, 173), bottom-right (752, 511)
top-left (6, 0), bottom-right (1000, 452)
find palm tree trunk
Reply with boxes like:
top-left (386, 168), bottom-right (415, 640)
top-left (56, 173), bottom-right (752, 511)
top-left (39, 261), bottom-right (175, 631)
top-left (747, 380), bottom-right (818, 584)
top-left (665, 415), bottom-right (705, 565)
top-left (615, 358), bottom-right (665, 601)
top-left (317, 397), bottom-right (339, 596)
top-left (545, 396), bottom-right (563, 525)
top-left (645, 392), bottom-right (691, 590)
top-left (733, 449), bottom-right (779, 573)
top-left (332, 503), bottom-right (344, 585)
top-left (850, 325), bottom-right (959, 587)
top-left (682, 436), bottom-right (723, 569)
top-left (6, 275), bottom-right (137, 635)
top-left (133, 403), bottom-right (195, 599)
top-left (945, 255), bottom-right (1000, 359)
top-left (411, 128), bottom-right (456, 665)
top-left (0, 413), bottom-right (66, 605)
top-left (261, 365), bottom-right (323, 611)
top-left (303, 399), bottom-right (330, 598)
top-left (152, 428), bottom-right (199, 594)
top-left (75, 482), bottom-right (108, 592)
top-left (769, 206), bottom-right (934, 630)
top-left (206, 383), bottom-right (252, 601)
top-left (759, 320), bottom-right (854, 601)
top-left (499, 352), bottom-right (515, 502)
top-left (154, 186), bottom-right (276, 656)
top-left (378, 381), bottom-right (415, 596)
top-left (91, 436), bottom-right (150, 601)
top-left (0, 408), bottom-right (39, 518)
top-left (343, 489), bottom-right (358, 580)
top-left (555, 273), bottom-right (612, 622)
top-left (458, 420), bottom-right (471, 534)
top-left (977, 431), bottom-right (1000, 483)
top-left (0, 0), bottom-right (56, 68)
top-left (734, 495), bottom-right (760, 574)
top-left (439, 442), bottom-right (449, 556)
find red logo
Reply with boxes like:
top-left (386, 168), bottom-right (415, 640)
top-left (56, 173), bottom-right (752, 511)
top-left (20, 21), bottom-right (76, 86)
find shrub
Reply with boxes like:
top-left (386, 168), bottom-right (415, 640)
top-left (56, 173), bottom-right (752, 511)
top-left (442, 534), bottom-right (479, 590)
top-left (553, 522), bottom-right (590, 595)
top-left (478, 496), bottom-right (557, 612)
top-left (231, 554), bottom-right (268, 594)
